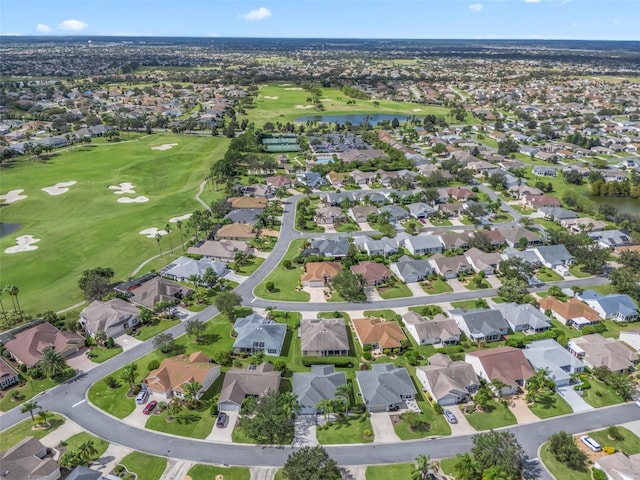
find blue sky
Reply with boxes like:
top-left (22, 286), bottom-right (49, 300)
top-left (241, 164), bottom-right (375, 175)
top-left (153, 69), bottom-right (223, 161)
top-left (1, 0), bottom-right (637, 40)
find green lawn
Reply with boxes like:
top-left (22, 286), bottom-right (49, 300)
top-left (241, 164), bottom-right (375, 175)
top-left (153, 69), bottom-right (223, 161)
top-left (145, 405), bottom-right (216, 439)
top-left (88, 346), bottom-right (123, 363)
top-left (135, 318), bottom-right (180, 341)
top-left (422, 279), bottom-right (453, 294)
top-left (187, 464), bottom-right (250, 480)
top-left (254, 239), bottom-right (310, 301)
top-left (569, 265), bottom-right (591, 278)
top-left (450, 299), bottom-right (487, 310)
top-left (537, 267), bottom-right (563, 282)
top-left (540, 441), bottom-right (592, 480)
top-left (0, 415), bottom-right (65, 450)
top-left (0, 371), bottom-right (74, 412)
top-left (529, 393), bottom-right (573, 419)
top-left (231, 256), bottom-right (265, 275)
top-left (316, 413), bottom-right (374, 444)
top-left (377, 282), bottom-right (413, 299)
top-left (63, 432), bottom-right (109, 460)
top-left (0, 134), bottom-right (230, 315)
top-left (393, 401), bottom-right (451, 440)
top-left (581, 377), bottom-right (624, 408)
top-left (429, 218), bottom-right (453, 226)
top-left (439, 457), bottom-right (457, 477)
top-left (465, 401), bottom-right (517, 431)
top-left (362, 310), bottom-right (401, 321)
top-left (465, 279), bottom-right (492, 290)
top-left (366, 463), bottom-right (413, 480)
top-left (588, 427), bottom-right (640, 455)
top-left (118, 452), bottom-right (168, 480)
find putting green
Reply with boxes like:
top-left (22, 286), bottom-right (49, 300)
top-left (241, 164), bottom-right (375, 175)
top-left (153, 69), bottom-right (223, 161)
top-left (0, 134), bottom-right (229, 315)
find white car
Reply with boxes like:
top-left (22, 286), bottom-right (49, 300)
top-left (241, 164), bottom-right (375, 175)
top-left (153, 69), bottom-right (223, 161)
top-left (635, 401), bottom-right (640, 408)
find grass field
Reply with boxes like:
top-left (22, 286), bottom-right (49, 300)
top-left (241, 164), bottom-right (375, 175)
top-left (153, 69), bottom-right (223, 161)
top-left (63, 431), bottom-right (109, 460)
top-left (118, 452), bottom-right (168, 480)
top-left (465, 400), bottom-right (517, 431)
top-left (316, 413), bottom-right (374, 444)
top-left (366, 463), bottom-right (413, 480)
top-left (187, 464), bottom-right (250, 480)
top-left (254, 239), bottom-right (310, 301)
top-left (0, 415), bottom-right (65, 450)
top-left (588, 427), bottom-right (640, 455)
top-left (0, 134), bottom-right (229, 315)
top-left (540, 441), bottom-right (592, 480)
top-left (243, 84), bottom-right (451, 125)
top-left (529, 393), bottom-right (573, 419)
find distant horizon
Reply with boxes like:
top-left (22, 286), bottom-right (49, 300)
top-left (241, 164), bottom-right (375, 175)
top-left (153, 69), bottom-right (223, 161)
top-left (2, 0), bottom-right (638, 42)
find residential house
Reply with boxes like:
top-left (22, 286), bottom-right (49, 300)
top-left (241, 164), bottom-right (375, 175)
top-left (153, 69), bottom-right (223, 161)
top-left (0, 358), bottom-right (20, 389)
top-left (402, 234), bottom-right (443, 255)
top-left (144, 352), bottom-right (220, 400)
top-left (429, 254), bottom-right (473, 279)
top-left (299, 318), bottom-right (350, 357)
top-left (523, 339), bottom-right (585, 387)
top-left (0, 436), bottom-right (60, 480)
top-left (589, 229), bottom-right (633, 248)
top-left (223, 208), bottom-right (264, 225)
top-left (128, 276), bottom-right (192, 309)
top-left (232, 313), bottom-right (287, 356)
top-left (450, 308), bottom-right (510, 343)
top-left (217, 363), bottom-right (282, 411)
top-left (357, 237), bottom-right (399, 257)
top-left (594, 452), bottom-right (640, 480)
top-left (501, 247), bottom-right (543, 268)
top-left (532, 245), bottom-right (575, 270)
top-left (327, 171), bottom-right (350, 187)
top-left (492, 303), bottom-right (552, 334)
top-left (439, 232), bottom-right (471, 251)
top-left (352, 318), bottom-right (408, 352)
top-left (349, 206), bottom-right (379, 223)
top-left (4, 322), bottom-right (84, 368)
top-left (406, 202), bottom-right (436, 219)
top-left (241, 184), bottom-right (272, 198)
top-left (446, 187), bottom-right (475, 202)
top-left (187, 239), bottom-right (250, 262)
top-left (314, 206), bottom-right (346, 225)
top-left (162, 256), bottom-right (228, 282)
top-left (466, 347), bottom-right (535, 395)
top-left (538, 297), bottom-right (601, 330)
top-left (293, 365), bottom-right (347, 415)
top-left (214, 223), bottom-right (258, 241)
top-left (350, 261), bottom-right (393, 286)
top-left (80, 298), bottom-right (140, 338)
top-left (309, 237), bottom-right (350, 258)
top-left (620, 329), bottom-right (640, 353)
top-left (509, 184), bottom-right (543, 199)
top-left (356, 363), bottom-right (417, 412)
top-left (227, 196), bottom-right (268, 210)
top-left (379, 205), bottom-right (409, 222)
top-left (415, 354), bottom-right (479, 405)
top-left (301, 262), bottom-right (342, 287)
top-left (297, 171), bottom-right (325, 188)
top-left (561, 217), bottom-right (607, 233)
top-left (67, 465), bottom-right (120, 480)
top-left (402, 312), bottom-right (461, 346)
top-left (568, 334), bottom-right (637, 373)
top-left (499, 226), bottom-right (543, 248)
top-left (522, 194), bottom-right (561, 209)
top-left (532, 165), bottom-right (558, 177)
top-left (265, 174), bottom-right (293, 189)
top-left (390, 256), bottom-right (434, 283)
top-left (478, 230), bottom-right (506, 249)
top-left (438, 202), bottom-right (466, 218)
top-left (577, 290), bottom-right (639, 322)
top-left (352, 170), bottom-right (376, 185)
top-left (464, 248), bottom-right (502, 275)
top-left (539, 207), bottom-right (578, 222)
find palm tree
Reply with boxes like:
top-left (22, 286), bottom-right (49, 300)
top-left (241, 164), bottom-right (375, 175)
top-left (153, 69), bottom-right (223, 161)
top-left (316, 399), bottom-right (334, 422)
top-left (335, 383), bottom-right (351, 411)
top-left (412, 454), bottom-right (437, 480)
top-left (3, 284), bottom-right (17, 312)
top-left (95, 330), bottom-right (107, 347)
top-left (37, 409), bottom-right (52, 427)
top-left (77, 440), bottom-right (98, 466)
top-left (188, 274), bottom-right (201, 292)
top-left (165, 224), bottom-right (174, 254)
top-left (120, 363), bottom-right (138, 393)
top-left (176, 219), bottom-right (185, 251)
top-left (168, 399), bottom-right (183, 420)
top-left (0, 290), bottom-right (6, 318)
top-left (453, 452), bottom-right (480, 480)
top-left (21, 400), bottom-right (40, 422)
top-left (201, 268), bottom-right (218, 288)
top-left (155, 233), bottom-right (163, 258)
top-left (481, 465), bottom-right (511, 480)
top-left (183, 380), bottom-right (202, 408)
top-left (519, 216), bottom-right (534, 229)
top-left (37, 349), bottom-right (68, 379)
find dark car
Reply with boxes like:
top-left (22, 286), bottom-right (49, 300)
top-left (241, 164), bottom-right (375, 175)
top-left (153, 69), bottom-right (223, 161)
top-left (216, 412), bottom-right (229, 428)
top-left (143, 400), bottom-right (158, 415)
top-left (443, 409), bottom-right (457, 424)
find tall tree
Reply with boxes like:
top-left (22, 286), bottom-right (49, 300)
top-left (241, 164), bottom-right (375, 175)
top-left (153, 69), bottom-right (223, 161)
top-left (183, 380), bottom-right (203, 408)
top-left (120, 363), bottom-right (138, 392)
top-left (20, 400), bottom-right (40, 422)
top-left (37, 349), bottom-right (68, 379)
top-left (411, 454), bottom-right (437, 480)
top-left (77, 440), bottom-right (98, 466)
top-left (547, 431), bottom-right (587, 471)
top-left (3, 284), bottom-right (18, 312)
top-left (471, 431), bottom-right (524, 480)
top-left (214, 292), bottom-right (242, 320)
top-left (176, 219), bottom-right (185, 251)
top-left (282, 446), bottom-right (341, 480)
top-left (185, 319), bottom-right (207, 343)
top-left (331, 270), bottom-right (366, 302)
top-left (453, 452), bottom-right (481, 480)
top-left (240, 390), bottom-right (297, 444)
top-left (165, 224), bottom-right (174, 254)
top-left (155, 233), bottom-right (163, 258)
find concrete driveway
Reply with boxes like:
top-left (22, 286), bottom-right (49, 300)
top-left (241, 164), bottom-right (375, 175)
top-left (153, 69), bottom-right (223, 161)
top-left (446, 405), bottom-right (477, 435)
top-left (118, 334), bottom-right (143, 352)
top-left (303, 286), bottom-right (327, 303)
top-left (365, 287), bottom-right (383, 301)
top-left (293, 415), bottom-right (318, 447)
top-left (557, 386), bottom-right (594, 412)
top-left (121, 399), bottom-right (158, 428)
top-left (407, 282), bottom-right (428, 297)
top-left (67, 349), bottom-right (97, 374)
top-left (370, 412), bottom-right (400, 443)
top-left (91, 443), bottom-right (131, 476)
top-left (509, 396), bottom-right (540, 424)
top-left (206, 411), bottom-right (238, 442)
top-left (447, 279), bottom-right (468, 293)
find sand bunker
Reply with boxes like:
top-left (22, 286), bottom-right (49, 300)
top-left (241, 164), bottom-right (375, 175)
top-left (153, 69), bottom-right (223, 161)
top-left (320, 98), bottom-right (332, 101)
top-left (109, 183), bottom-right (136, 194)
top-left (139, 227), bottom-right (167, 238)
top-left (169, 213), bottom-right (192, 223)
top-left (284, 87), bottom-right (303, 90)
top-left (412, 108), bottom-right (422, 112)
top-left (151, 143), bottom-right (178, 151)
top-left (295, 105), bottom-right (315, 110)
top-left (42, 181), bottom-right (77, 196)
top-left (5, 235), bottom-right (40, 254)
top-left (0, 189), bottom-right (27, 205)
top-left (118, 196), bottom-right (149, 204)
top-left (278, 83), bottom-right (292, 87)
top-left (262, 96), bottom-right (279, 100)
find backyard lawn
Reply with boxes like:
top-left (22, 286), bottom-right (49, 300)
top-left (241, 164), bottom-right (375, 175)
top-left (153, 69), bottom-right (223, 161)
top-left (0, 415), bottom-right (65, 450)
top-left (465, 400), bottom-right (517, 431)
top-left (118, 452), bottom-right (168, 480)
top-left (378, 282), bottom-right (413, 299)
top-left (529, 393), bottom-right (573, 419)
top-left (316, 413), bottom-right (374, 444)
top-left (254, 239), bottom-right (310, 301)
top-left (187, 464), bottom-right (250, 480)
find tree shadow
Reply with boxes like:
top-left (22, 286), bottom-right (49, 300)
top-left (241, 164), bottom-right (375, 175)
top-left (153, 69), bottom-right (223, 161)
top-left (198, 333), bottom-right (220, 345)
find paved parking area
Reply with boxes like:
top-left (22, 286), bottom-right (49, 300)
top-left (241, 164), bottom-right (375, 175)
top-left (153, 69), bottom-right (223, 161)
top-left (121, 398), bottom-right (157, 428)
top-left (66, 349), bottom-right (96, 374)
top-left (446, 405), bottom-right (477, 435)
top-left (206, 410), bottom-right (238, 442)
top-left (370, 412), bottom-right (400, 443)
top-left (119, 334), bottom-right (143, 352)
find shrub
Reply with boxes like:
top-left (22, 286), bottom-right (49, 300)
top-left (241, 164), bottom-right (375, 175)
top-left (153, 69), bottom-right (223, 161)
top-left (603, 446), bottom-right (616, 454)
top-left (592, 469), bottom-right (607, 480)
top-left (283, 260), bottom-right (292, 269)
top-left (573, 379), bottom-right (591, 391)
top-left (400, 412), bottom-right (430, 432)
top-left (266, 281), bottom-right (275, 292)
top-left (210, 402), bottom-right (219, 417)
top-left (104, 376), bottom-right (119, 389)
top-left (301, 356), bottom-right (353, 368)
top-left (363, 429), bottom-right (372, 437)
top-left (433, 403), bottom-right (444, 414)
top-left (147, 360), bottom-right (160, 371)
top-left (363, 351), bottom-right (372, 360)
top-left (363, 344), bottom-right (372, 352)
top-left (326, 421), bottom-right (333, 427)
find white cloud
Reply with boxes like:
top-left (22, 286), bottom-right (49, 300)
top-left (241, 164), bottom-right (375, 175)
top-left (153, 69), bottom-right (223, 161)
top-left (36, 24), bottom-right (51, 33)
top-left (524, 0), bottom-right (541, 3)
top-left (469, 3), bottom-right (483, 11)
top-left (59, 19), bottom-right (88, 31)
top-left (240, 7), bottom-right (272, 21)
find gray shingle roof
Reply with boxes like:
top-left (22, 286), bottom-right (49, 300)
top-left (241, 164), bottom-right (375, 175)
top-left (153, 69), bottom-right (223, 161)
top-left (293, 365), bottom-right (347, 410)
top-left (232, 313), bottom-right (287, 353)
top-left (356, 363), bottom-right (417, 409)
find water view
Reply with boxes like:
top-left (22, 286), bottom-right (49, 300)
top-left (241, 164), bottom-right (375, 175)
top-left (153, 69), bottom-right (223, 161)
top-left (295, 113), bottom-right (411, 125)
top-left (0, 223), bottom-right (22, 238)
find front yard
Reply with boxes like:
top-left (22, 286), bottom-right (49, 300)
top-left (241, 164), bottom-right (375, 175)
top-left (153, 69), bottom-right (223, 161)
top-left (580, 377), bottom-right (625, 408)
top-left (365, 464), bottom-right (413, 480)
top-left (0, 369), bottom-right (74, 413)
top-left (254, 239), bottom-right (310, 302)
top-left (231, 256), bottom-right (265, 276)
top-left (135, 318), bottom-right (181, 341)
top-left (0, 415), bottom-right (65, 450)
top-left (187, 464), bottom-right (250, 480)
top-left (378, 282), bottom-right (413, 299)
top-left (392, 401), bottom-right (451, 440)
top-left (63, 432), bottom-right (109, 461)
top-left (87, 346), bottom-right (123, 363)
top-left (316, 413), bottom-right (374, 444)
top-left (118, 452), bottom-right (168, 480)
top-left (540, 441), bottom-right (592, 480)
top-left (422, 278), bottom-right (453, 294)
top-left (537, 267), bottom-right (563, 282)
top-left (145, 402), bottom-right (217, 439)
top-left (528, 393), bottom-right (573, 419)
top-left (588, 427), bottom-right (640, 455)
top-left (464, 400), bottom-right (517, 431)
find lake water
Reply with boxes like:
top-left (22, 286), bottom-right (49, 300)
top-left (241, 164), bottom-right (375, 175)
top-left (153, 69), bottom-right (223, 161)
top-left (0, 223), bottom-right (22, 238)
top-left (295, 114), bottom-right (411, 125)
top-left (587, 196), bottom-right (640, 216)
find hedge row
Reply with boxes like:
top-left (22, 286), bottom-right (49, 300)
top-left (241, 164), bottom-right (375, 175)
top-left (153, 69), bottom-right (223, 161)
top-left (301, 356), bottom-right (354, 368)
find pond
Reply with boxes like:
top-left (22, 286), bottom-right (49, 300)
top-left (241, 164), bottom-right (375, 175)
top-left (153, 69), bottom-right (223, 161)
top-left (294, 113), bottom-right (411, 125)
top-left (0, 223), bottom-right (22, 238)
top-left (587, 196), bottom-right (640, 216)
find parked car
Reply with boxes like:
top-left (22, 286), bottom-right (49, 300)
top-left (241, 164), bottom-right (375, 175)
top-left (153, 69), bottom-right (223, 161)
top-left (143, 400), bottom-right (158, 415)
top-left (216, 412), bottom-right (229, 428)
top-left (443, 409), bottom-right (457, 424)
top-left (135, 389), bottom-right (149, 404)
top-left (635, 400), bottom-right (640, 408)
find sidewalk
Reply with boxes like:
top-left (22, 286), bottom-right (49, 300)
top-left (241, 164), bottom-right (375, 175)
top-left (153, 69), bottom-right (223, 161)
top-left (39, 417), bottom-right (85, 450)
top-left (160, 459), bottom-right (192, 480)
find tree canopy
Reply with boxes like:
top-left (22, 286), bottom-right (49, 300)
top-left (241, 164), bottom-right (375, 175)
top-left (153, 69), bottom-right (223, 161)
top-left (282, 446), bottom-right (341, 480)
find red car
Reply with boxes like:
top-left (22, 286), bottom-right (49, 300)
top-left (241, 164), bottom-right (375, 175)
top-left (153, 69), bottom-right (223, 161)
top-left (143, 400), bottom-right (157, 415)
